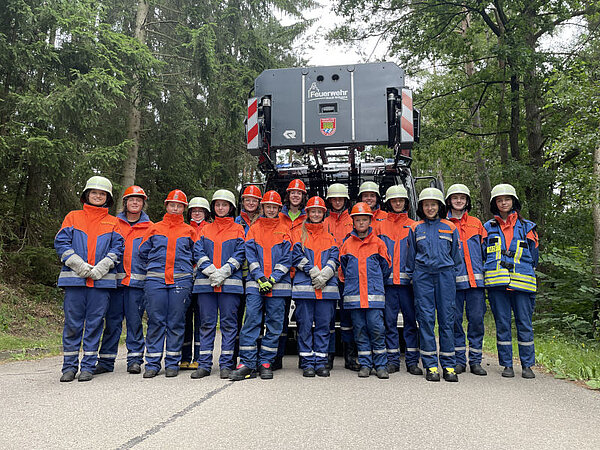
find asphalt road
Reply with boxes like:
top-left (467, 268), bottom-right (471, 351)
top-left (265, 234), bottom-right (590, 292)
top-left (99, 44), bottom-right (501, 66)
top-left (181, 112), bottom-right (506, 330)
top-left (1, 337), bottom-right (599, 449)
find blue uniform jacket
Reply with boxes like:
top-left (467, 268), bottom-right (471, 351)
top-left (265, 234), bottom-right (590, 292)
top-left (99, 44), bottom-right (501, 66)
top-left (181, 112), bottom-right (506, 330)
top-left (406, 218), bottom-right (461, 276)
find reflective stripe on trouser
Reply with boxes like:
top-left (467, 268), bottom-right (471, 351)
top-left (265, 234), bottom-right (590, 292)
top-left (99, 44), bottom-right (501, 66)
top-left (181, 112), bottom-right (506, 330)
top-left (239, 293), bottom-right (285, 368)
top-left (124, 287), bottom-right (146, 366)
top-left (350, 308), bottom-right (387, 369)
top-left (62, 287), bottom-right (110, 373)
top-left (197, 292), bottom-right (241, 370)
top-left (276, 297), bottom-right (292, 360)
top-left (328, 282), bottom-right (354, 353)
top-left (384, 285), bottom-right (419, 367)
top-left (413, 269), bottom-right (456, 369)
top-left (296, 298), bottom-right (336, 370)
top-left (97, 287), bottom-right (125, 370)
top-left (488, 289), bottom-right (535, 367)
top-left (454, 288), bottom-right (486, 366)
top-left (144, 281), bottom-right (191, 371)
top-left (182, 295), bottom-right (201, 363)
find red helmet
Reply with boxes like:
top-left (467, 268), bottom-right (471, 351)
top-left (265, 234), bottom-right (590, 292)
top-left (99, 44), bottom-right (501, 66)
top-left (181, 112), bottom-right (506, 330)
top-left (123, 185), bottom-right (147, 200)
top-left (242, 185), bottom-right (263, 199)
top-left (350, 202), bottom-right (373, 217)
top-left (261, 190), bottom-right (283, 206)
top-left (164, 189), bottom-right (188, 206)
top-left (287, 179), bottom-right (307, 193)
top-left (306, 196), bottom-right (327, 210)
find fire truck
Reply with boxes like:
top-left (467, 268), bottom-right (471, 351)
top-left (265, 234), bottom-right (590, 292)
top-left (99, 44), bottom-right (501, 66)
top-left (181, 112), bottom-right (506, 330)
top-left (244, 62), bottom-right (442, 354)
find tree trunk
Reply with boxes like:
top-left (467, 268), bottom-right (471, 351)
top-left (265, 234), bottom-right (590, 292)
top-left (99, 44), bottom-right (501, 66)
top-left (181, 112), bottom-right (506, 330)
top-left (119, 0), bottom-right (148, 208)
top-left (497, 60), bottom-right (509, 168)
top-left (592, 138), bottom-right (600, 333)
top-left (509, 74), bottom-right (520, 161)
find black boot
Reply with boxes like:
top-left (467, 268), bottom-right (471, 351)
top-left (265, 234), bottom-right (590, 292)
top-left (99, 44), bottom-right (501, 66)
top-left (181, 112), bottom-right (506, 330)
top-left (229, 364), bottom-right (256, 381)
top-left (93, 365), bottom-right (111, 375)
top-left (376, 367), bottom-right (389, 379)
top-left (344, 343), bottom-right (360, 372)
top-left (316, 366), bottom-right (330, 377)
top-left (326, 353), bottom-right (335, 370)
top-left (60, 371), bottom-right (76, 382)
top-left (522, 366), bottom-right (535, 379)
top-left (190, 368), bottom-right (211, 379)
top-left (386, 363), bottom-right (399, 373)
top-left (258, 363), bottom-right (273, 380)
top-left (425, 367), bottom-right (440, 382)
top-left (78, 371), bottom-right (93, 382)
top-left (470, 364), bottom-right (487, 376)
top-left (502, 366), bottom-right (515, 378)
top-left (303, 367), bottom-right (316, 377)
top-left (454, 364), bottom-right (466, 374)
top-left (407, 365), bottom-right (423, 376)
top-left (443, 368), bottom-right (459, 382)
top-left (358, 366), bottom-right (371, 378)
top-left (272, 357), bottom-right (283, 371)
top-left (165, 368), bottom-right (179, 378)
top-left (127, 363), bottom-right (141, 374)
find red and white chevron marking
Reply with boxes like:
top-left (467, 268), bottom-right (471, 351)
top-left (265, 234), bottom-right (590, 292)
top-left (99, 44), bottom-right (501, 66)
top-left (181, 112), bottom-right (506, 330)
top-left (401, 89), bottom-right (414, 144)
top-left (247, 97), bottom-right (259, 149)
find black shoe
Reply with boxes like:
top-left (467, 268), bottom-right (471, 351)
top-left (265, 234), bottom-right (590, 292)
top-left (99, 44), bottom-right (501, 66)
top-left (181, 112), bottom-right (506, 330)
top-left (220, 368), bottom-right (232, 379)
top-left (143, 369), bottom-right (158, 378)
top-left (259, 363), bottom-right (273, 380)
top-left (127, 363), bottom-right (141, 374)
top-left (386, 363), bottom-right (399, 374)
top-left (344, 343), bottom-right (361, 371)
top-left (358, 366), bottom-right (371, 378)
top-left (93, 365), bottom-right (111, 375)
top-left (376, 367), bottom-right (389, 379)
top-left (326, 353), bottom-right (335, 370)
top-left (60, 371), bottom-right (76, 382)
top-left (470, 364), bottom-right (487, 376)
top-left (443, 368), bottom-right (459, 382)
top-left (303, 367), bottom-right (316, 377)
top-left (229, 364), bottom-right (257, 381)
top-left (316, 367), bottom-right (330, 377)
top-left (78, 371), bottom-right (93, 382)
top-left (165, 368), bottom-right (179, 378)
top-left (455, 364), bottom-right (466, 374)
top-left (271, 358), bottom-right (283, 371)
top-left (502, 366), bottom-right (515, 378)
top-left (522, 366), bottom-right (535, 379)
top-left (425, 368), bottom-right (441, 382)
top-left (407, 365), bottom-right (424, 376)
top-left (190, 368), bottom-right (211, 379)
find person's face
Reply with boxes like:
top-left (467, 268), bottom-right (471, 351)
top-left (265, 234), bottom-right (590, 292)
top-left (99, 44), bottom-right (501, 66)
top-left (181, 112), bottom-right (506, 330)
top-left (353, 215), bottom-right (371, 233)
top-left (422, 199), bottom-right (439, 219)
top-left (308, 208), bottom-right (325, 223)
top-left (263, 203), bottom-right (280, 218)
top-left (288, 189), bottom-right (303, 207)
top-left (243, 196), bottom-right (260, 214)
top-left (450, 194), bottom-right (468, 212)
top-left (361, 192), bottom-right (378, 209)
top-left (166, 202), bottom-right (184, 215)
top-left (214, 200), bottom-right (231, 217)
top-left (389, 198), bottom-right (406, 213)
top-left (495, 195), bottom-right (513, 215)
top-left (329, 197), bottom-right (345, 212)
top-left (88, 189), bottom-right (108, 206)
top-left (190, 207), bottom-right (206, 222)
top-left (126, 196), bottom-right (144, 214)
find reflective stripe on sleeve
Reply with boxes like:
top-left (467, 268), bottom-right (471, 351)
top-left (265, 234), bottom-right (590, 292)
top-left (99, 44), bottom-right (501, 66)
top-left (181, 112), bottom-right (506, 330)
top-left (249, 262), bottom-right (261, 272)
top-left (274, 264), bottom-right (289, 274)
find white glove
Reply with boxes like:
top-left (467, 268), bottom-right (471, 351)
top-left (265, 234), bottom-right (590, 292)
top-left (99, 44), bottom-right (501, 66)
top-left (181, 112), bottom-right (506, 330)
top-left (209, 268), bottom-right (227, 287)
top-left (312, 266), bottom-right (334, 290)
top-left (308, 266), bottom-right (320, 280)
top-left (65, 254), bottom-right (93, 278)
top-left (202, 264), bottom-right (217, 277)
top-left (89, 256), bottom-right (115, 281)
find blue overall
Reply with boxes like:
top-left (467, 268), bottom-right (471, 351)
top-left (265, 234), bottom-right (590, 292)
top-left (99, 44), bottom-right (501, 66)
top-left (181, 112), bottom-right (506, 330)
top-left (238, 293), bottom-right (286, 368)
top-left (384, 285), bottom-right (419, 368)
top-left (62, 287), bottom-right (111, 373)
top-left (144, 280), bottom-right (191, 371)
top-left (197, 293), bottom-right (241, 371)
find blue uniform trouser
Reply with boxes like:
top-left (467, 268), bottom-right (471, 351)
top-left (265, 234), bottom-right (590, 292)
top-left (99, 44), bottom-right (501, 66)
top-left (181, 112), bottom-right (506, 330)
top-left (413, 269), bottom-right (456, 369)
top-left (350, 308), bottom-right (387, 369)
top-left (197, 292), bottom-right (240, 371)
top-left (454, 288), bottom-right (486, 366)
top-left (97, 286), bottom-right (146, 369)
top-left (182, 295), bottom-right (201, 363)
top-left (239, 294), bottom-right (285, 368)
top-left (62, 287), bottom-right (110, 374)
top-left (296, 299), bottom-right (336, 370)
top-left (275, 297), bottom-right (292, 360)
top-left (329, 282), bottom-right (354, 351)
top-left (144, 281), bottom-right (191, 371)
top-left (488, 288), bottom-right (535, 368)
top-left (384, 285), bottom-right (420, 367)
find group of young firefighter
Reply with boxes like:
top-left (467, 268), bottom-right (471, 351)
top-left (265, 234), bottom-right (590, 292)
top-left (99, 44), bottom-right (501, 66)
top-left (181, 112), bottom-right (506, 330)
top-left (55, 175), bottom-right (539, 383)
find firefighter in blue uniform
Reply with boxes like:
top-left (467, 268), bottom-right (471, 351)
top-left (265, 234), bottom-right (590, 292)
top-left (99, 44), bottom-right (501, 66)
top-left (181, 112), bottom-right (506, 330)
top-left (54, 176), bottom-right (124, 382)
top-left (483, 184), bottom-right (539, 379)
top-left (407, 188), bottom-right (462, 382)
top-left (446, 184), bottom-right (487, 376)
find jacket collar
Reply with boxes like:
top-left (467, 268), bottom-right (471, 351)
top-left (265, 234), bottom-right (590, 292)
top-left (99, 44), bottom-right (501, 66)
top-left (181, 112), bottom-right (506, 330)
top-left (117, 210), bottom-right (151, 226)
top-left (162, 212), bottom-right (184, 225)
top-left (83, 203), bottom-right (109, 219)
top-left (349, 226), bottom-right (374, 241)
top-left (305, 221), bottom-right (325, 234)
top-left (387, 212), bottom-right (409, 222)
top-left (494, 211), bottom-right (518, 227)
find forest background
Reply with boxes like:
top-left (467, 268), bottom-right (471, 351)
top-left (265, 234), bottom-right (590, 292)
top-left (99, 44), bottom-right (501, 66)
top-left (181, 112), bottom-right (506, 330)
top-left (1, 0), bottom-right (599, 387)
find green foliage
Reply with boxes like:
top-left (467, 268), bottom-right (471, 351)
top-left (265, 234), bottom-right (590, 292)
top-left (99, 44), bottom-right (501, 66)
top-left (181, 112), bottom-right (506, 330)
top-left (2, 246), bottom-right (61, 287)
